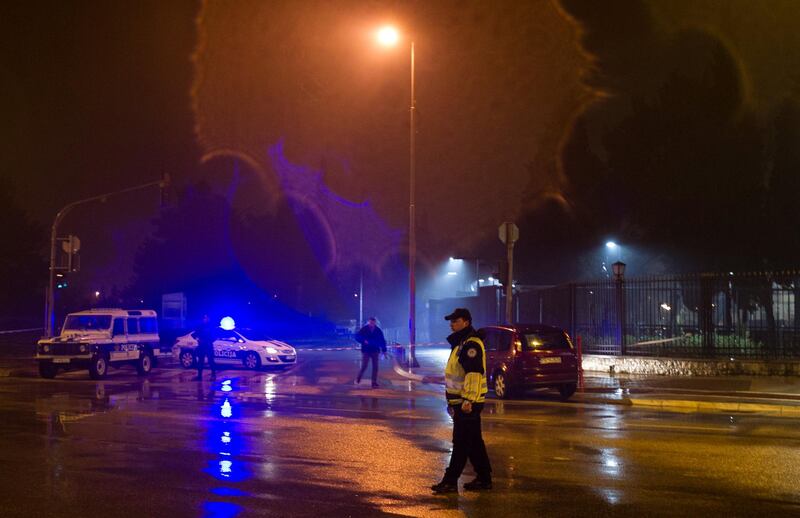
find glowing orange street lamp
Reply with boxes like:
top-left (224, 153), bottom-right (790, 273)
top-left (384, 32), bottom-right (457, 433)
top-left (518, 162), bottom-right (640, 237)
top-left (375, 25), bottom-right (418, 366)
top-left (376, 25), bottom-right (399, 46)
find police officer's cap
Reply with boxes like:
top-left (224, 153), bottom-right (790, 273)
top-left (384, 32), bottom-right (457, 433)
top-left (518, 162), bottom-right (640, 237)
top-left (444, 308), bottom-right (472, 322)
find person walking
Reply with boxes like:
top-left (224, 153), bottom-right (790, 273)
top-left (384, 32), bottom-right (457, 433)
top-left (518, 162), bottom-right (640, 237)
top-left (354, 317), bottom-right (387, 388)
top-left (191, 314), bottom-right (218, 380)
top-left (431, 308), bottom-right (492, 494)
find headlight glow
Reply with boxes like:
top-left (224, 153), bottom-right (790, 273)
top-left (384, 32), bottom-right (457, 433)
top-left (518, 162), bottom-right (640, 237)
top-left (265, 347), bottom-right (278, 355)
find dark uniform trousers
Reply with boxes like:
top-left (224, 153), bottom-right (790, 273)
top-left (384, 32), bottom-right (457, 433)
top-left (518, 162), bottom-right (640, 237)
top-left (196, 345), bottom-right (216, 375)
top-left (444, 402), bottom-right (492, 482)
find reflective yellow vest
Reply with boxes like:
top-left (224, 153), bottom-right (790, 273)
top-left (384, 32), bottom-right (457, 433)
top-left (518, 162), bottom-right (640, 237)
top-left (445, 336), bottom-right (488, 404)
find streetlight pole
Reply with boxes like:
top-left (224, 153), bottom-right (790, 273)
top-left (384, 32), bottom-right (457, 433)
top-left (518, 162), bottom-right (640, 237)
top-left (408, 39), bottom-right (417, 365)
top-left (375, 26), bottom-right (418, 366)
top-left (43, 178), bottom-right (168, 336)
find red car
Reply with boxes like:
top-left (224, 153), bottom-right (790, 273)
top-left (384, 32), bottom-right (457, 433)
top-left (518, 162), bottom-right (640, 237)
top-left (479, 324), bottom-right (579, 400)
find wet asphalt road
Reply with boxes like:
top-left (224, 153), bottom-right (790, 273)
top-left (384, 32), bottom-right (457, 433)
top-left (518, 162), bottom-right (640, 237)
top-left (1, 348), bottom-right (800, 517)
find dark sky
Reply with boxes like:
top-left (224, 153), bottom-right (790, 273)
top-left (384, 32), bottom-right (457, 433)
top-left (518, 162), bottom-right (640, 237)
top-left (1, 0), bottom-right (587, 292)
top-left (3, 0), bottom-right (800, 295)
top-left (2, 1), bottom-right (197, 213)
top-left (191, 0), bottom-right (585, 252)
top-left (1, 0), bottom-right (198, 288)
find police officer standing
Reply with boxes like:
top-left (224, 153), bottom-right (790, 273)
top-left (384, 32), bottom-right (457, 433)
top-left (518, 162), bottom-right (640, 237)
top-left (191, 314), bottom-right (217, 380)
top-left (431, 308), bottom-right (492, 494)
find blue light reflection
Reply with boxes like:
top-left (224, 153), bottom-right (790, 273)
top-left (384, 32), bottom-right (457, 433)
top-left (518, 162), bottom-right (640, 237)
top-left (220, 398), bottom-right (233, 418)
top-left (203, 393), bottom-right (250, 484)
top-left (202, 501), bottom-right (242, 518)
top-left (210, 487), bottom-right (248, 497)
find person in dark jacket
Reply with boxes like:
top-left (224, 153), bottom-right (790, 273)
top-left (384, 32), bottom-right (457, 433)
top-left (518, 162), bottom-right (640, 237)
top-left (191, 314), bottom-right (218, 380)
top-left (354, 317), bottom-right (387, 388)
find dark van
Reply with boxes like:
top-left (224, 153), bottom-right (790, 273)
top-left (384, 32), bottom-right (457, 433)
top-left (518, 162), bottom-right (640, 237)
top-left (480, 324), bottom-right (579, 400)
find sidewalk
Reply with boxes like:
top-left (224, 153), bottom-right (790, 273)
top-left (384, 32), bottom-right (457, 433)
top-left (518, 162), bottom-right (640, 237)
top-left (398, 348), bottom-right (800, 417)
top-left (576, 372), bottom-right (800, 416)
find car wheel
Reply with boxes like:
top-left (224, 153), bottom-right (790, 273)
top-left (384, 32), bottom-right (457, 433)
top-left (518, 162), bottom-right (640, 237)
top-left (243, 352), bottom-right (261, 370)
top-left (179, 349), bottom-right (196, 369)
top-left (494, 371), bottom-right (513, 400)
top-left (559, 382), bottom-right (577, 400)
top-left (136, 351), bottom-right (153, 376)
top-left (89, 354), bottom-right (108, 380)
top-left (38, 361), bottom-right (58, 379)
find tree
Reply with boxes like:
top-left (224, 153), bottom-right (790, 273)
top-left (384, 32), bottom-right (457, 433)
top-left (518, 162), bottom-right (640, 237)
top-left (130, 182), bottom-right (239, 304)
top-left (0, 175), bottom-right (46, 326)
top-left (552, 0), bottom-right (772, 273)
top-left (128, 181), bottom-right (353, 335)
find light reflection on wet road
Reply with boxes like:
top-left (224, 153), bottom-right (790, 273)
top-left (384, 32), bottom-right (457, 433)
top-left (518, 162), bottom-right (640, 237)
top-left (0, 349), bottom-right (799, 517)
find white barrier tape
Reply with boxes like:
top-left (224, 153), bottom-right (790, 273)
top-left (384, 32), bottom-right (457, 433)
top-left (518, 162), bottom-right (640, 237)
top-left (630, 334), bottom-right (693, 347)
top-left (295, 342), bottom-right (448, 352)
top-left (0, 327), bottom-right (42, 335)
top-left (296, 346), bottom-right (361, 352)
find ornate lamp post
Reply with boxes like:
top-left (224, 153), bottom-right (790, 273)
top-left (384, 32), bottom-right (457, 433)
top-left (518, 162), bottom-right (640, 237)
top-left (612, 261), bottom-right (627, 355)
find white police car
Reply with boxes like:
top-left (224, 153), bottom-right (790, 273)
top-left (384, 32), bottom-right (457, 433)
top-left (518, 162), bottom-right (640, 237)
top-left (36, 308), bottom-right (162, 379)
top-left (173, 321), bottom-right (297, 370)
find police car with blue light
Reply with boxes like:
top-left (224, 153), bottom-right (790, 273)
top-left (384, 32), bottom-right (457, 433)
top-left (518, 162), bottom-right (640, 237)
top-left (36, 308), bottom-right (163, 379)
top-left (173, 317), bottom-right (298, 370)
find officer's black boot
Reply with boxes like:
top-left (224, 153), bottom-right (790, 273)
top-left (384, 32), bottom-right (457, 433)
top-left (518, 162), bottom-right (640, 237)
top-left (430, 479), bottom-right (459, 494)
top-left (463, 477), bottom-right (492, 491)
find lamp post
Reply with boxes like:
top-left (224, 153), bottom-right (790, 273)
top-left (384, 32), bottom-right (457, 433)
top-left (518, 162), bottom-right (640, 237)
top-left (604, 241), bottom-right (619, 278)
top-left (43, 178), bottom-right (168, 336)
top-left (376, 26), bottom-right (417, 366)
top-left (612, 261), bottom-right (626, 355)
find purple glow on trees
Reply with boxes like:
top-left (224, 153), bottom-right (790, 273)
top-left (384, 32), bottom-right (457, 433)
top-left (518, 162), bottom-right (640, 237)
top-left (267, 140), bottom-right (402, 275)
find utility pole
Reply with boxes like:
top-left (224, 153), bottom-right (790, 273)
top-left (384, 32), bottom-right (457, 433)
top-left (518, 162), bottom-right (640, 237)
top-left (359, 268), bottom-right (363, 327)
top-left (44, 178), bottom-right (168, 336)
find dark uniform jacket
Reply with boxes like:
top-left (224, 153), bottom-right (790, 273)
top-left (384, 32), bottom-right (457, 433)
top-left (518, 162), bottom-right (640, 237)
top-left (192, 322), bottom-right (218, 350)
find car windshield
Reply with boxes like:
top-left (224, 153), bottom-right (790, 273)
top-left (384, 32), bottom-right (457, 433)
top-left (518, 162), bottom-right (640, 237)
top-left (523, 331), bottom-right (570, 350)
top-left (63, 315), bottom-right (112, 332)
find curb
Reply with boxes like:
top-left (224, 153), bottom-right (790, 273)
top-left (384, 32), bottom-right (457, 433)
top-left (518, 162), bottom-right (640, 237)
top-left (0, 368), bottom-right (33, 378)
top-left (629, 396), bottom-right (800, 416)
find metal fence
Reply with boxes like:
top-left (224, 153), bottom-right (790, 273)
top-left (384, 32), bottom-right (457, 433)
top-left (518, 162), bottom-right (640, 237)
top-left (517, 271), bottom-right (800, 359)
